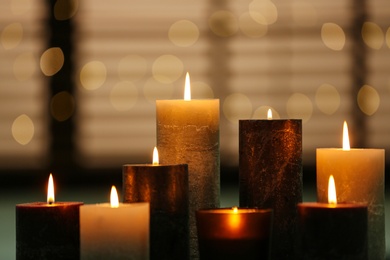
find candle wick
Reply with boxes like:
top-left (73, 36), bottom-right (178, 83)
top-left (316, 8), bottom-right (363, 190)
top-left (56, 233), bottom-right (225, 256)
top-left (49, 201), bottom-right (53, 205)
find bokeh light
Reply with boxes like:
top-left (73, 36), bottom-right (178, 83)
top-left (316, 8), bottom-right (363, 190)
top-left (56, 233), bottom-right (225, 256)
top-left (50, 91), bottom-right (75, 121)
top-left (252, 106), bottom-right (280, 119)
top-left (12, 114), bottom-right (34, 145)
top-left (168, 20), bottom-right (200, 47)
top-left (117, 55), bottom-right (147, 82)
top-left (1, 23), bottom-right (23, 50)
top-left (208, 10), bottom-right (238, 37)
top-left (357, 84), bottom-right (380, 116)
top-left (110, 81), bottom-right (138, 111)
top-left (286, 93), bottom-right (313, 122)
top-left (152, 54), bottom-right (183, 84)
top-left (362, 22), bottom-right (384, 50)
top-left (386, 27), bottom-right (390, 48)
top-left (321, 23), bottom-right (346, 51)
top-left (143, 77), bottom-right (174, 103)
top-left (315, 83), bottom-right (340, 115)
top-left (80, 61), bottom-right (107, 90)
top-left (40, 47), bottom-right (64, 76)
top-left (191, 81), bottom-right (214, 99)
top-left (239, 12), bottom-right (268, 38)
top-left (13, 52), bottom-right (36, 81)
top-left (223, 93), bottom-right (252, 124)
top-left (54, 0), bottom-right (79, 21)
top-left (249, 0), bottom-right (278, 25)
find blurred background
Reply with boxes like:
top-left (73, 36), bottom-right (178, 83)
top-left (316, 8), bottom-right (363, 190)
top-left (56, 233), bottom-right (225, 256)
top-left (0, 0), bottom-right (389, 259)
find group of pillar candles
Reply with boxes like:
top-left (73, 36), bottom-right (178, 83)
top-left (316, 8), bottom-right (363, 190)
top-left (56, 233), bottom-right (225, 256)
top-left (15, 73), bottom-right (385, 260)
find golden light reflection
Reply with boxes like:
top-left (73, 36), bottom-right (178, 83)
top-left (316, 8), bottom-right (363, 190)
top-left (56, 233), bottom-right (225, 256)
top-left (1, 23), bottom-right (23, 50)
top-left (228, 207), bottom-right (240, 230)
top-left (110, 186), bottom-right (119, 208)
top-left (12, 114), bottom-right (34, 145)
top-left (342, 121), bottom-right (350, 151)
top-left (249, 0), bottom-right (278, 25)
top-left (362, 22), bottom-right (384, 50)
top-left (223, 93), bottom-right (252, 124)
top-left (168, 20), bottom-right (199, 47)
top-left (47, 174), bottom-right (55, 204)
top-left (357, 84), bottom-right (380, 116)
top-left (153, 147), bottom-right (159, 165)
top-left (40, 47), bottom-right (64, 76)
top-left (80, 61), bottom-right (107, 90)
top-left (328, 175), bottom-right (337, 205)
top-left (152, 55), bottom-right (183, 84)
top-left (321, 23), bottom-right (346, 51)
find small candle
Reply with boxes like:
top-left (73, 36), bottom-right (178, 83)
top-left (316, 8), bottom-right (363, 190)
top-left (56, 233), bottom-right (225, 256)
top-left (239, 109), bottom-right (302, 259)
top-left (298, 175), bottom-right (368, 259)
top-left (316, 121), bottom-right (385, 260)
top-left (196, 207), bottom-right (273, 260)
top-left (80, 186), bottom-right (149, 260)
top-left (123, 147), bottom-right (189, 260)
top-left (156, 72), bottom-right (220, 258)
top-left (16, 174), bottom-right (83, 260)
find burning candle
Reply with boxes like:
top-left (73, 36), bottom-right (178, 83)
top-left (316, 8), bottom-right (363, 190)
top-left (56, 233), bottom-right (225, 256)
top-left (156, 72), bottom-right (220, 258)
top-left (196, 207), bottom-right (273, 260)
top-left (80, 186), bottom-right (149, 260)
top-left (239, 109), bottom-right (302, 259)
top-left (16, 174), bottom-right (83, 260)
top-left (123, 147), bottom-right (189, 260)
top-left (316, 121), bottom-right (385, 259)
top-left (298, 175), bottom-right (368, 259)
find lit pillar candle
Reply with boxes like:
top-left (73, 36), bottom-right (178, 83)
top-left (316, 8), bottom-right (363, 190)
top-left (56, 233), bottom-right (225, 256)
top-left (80, 186), bottom-right (149, 260)
top-left (298, 175), bottom-right (368, 259)
top-left (316, 121), bottom-right (385, 260)
top-left (239, 109), bottom-right (302, 259)
top-left (196, 207), bottom-right (273, 260)
top-left (156, 72), bottom-right (220, 258)
top-left (123, 147), bottom-right (189, 260)
top-left (16, 174), bottom-right (83, 260)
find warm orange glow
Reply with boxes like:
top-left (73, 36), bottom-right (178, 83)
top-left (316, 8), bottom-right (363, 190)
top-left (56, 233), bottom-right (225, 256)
top-left (184, 72), bottom-right (191, 101)
top-left (228, 207), bottom-right (240, 230)
top-left (47, 174), bottom-right (55, 204)
top-left (267, 109), bottom-right (272, 120)
top-left (232, 206), bottom-right (238, 214)
top-left (153, 147), bottom-right (159, 165)
top-left (328, 175), bottom-right (337, 205)
top-left (342, 121), bottom-right (350, 151)
top-left (110, 186), bottom-right (119, 208)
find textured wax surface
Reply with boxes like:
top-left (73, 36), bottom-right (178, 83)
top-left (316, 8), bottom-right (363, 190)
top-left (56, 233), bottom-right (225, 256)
top-left (239, 119), bottom-right (302, 260)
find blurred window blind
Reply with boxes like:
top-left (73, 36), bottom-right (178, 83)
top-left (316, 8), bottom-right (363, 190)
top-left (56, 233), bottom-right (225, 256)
top-left (0, 0), bottom-right (48, 169)
top-left (74, 0), bottom-right (390, 168)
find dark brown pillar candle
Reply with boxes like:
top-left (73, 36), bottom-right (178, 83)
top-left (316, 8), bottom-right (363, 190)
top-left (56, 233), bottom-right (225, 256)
top-left (16, 201), bottom-right (83, 260)
top-left (196, 208), bottom-right (273, 260)
top-left (123, 163), bottom-right (189, 260)
top-left (239, 119), bottom-right (302, 259)
top-left (297, 203), bottom-right (368, 260)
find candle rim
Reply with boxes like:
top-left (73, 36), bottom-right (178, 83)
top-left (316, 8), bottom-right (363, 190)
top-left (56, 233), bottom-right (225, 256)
top-left (156, 98), bottom-right (219, 101)
top-left (80, 202), bottom-right (149, 209)
top-left (197, 207), bottom-right (272, 214)
top-left (297, 202), bottom-right (367, 209)
top-left (316, 148), bottom-right (384, 151)
top-left (122, 163), bottom-right (188, 168)
top-left (16, 201), bottom-right (83, 207)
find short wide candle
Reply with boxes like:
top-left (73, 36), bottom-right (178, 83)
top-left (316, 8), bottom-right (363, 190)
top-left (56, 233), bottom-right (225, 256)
top-left (80, 187), bottom-right (149, 260)
top-left (196, 208), bottom-right (273, 260)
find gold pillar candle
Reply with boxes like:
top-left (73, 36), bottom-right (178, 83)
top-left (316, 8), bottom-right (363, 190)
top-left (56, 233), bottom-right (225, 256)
top-left (123, 148), bottom-right (189, 260)
top-left (156, 73), bottom-right (220, 259)
top-left (239, 114), bottom-right (302, 259)
top-left (16, 174), bottom-right (83, 260)
top-left (316, 121), bottom-right (385, 260)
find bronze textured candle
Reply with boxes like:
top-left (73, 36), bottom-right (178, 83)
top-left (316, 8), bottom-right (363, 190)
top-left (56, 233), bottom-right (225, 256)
top-left (123, 149), bottom-right (189, 260)
top-left (156, 73), bottom-right (219, 258)
top-left (239, 116), bottom-right (302, 259)
top-left (196, 208), bottom-right (273, 260)
top-left (16, 174), bottom-right (83, 260)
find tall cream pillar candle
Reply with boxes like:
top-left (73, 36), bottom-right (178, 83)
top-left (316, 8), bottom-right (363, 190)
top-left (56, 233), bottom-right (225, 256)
top-left (156, 73), bottom-right (220, 259)
top-left (316, 121), bottom-right (385, 260)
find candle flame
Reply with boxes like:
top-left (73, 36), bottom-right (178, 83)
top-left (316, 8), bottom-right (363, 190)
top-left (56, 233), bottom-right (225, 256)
top-left (267, 109), bottom-right (272, 120)
top-left (343, 121), bottom-right (350, 151)
top-left (153, 147), bottom-right (159, 165)
top-left (184, 72), bottom-right (191, 101)
top-left (328, 175), bottom-right (337, 205)
top-left (110, 186), bottom-right (119, 208)
top-left (47, 174), bottom-right (55, 204)
top-left (232, 206), bottom-right (238, 214)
